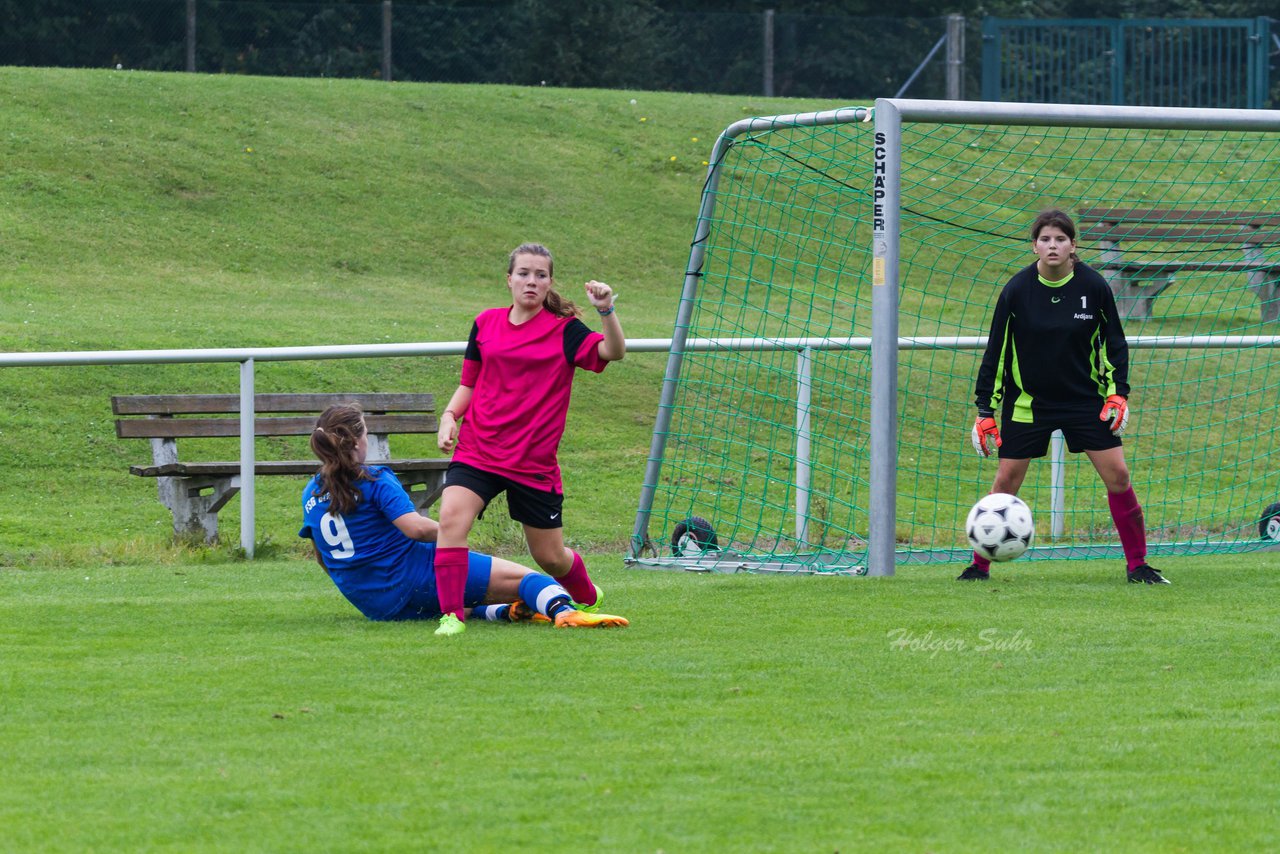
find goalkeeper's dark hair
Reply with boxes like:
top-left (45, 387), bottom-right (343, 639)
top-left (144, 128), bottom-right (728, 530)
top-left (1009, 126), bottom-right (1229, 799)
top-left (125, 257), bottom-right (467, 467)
top-left (1031, 208), bottom-right (1081, 264)
top-left (310, 403), bottom-right (374, 517)
top-left (508, 241), bottom-right (582, 319)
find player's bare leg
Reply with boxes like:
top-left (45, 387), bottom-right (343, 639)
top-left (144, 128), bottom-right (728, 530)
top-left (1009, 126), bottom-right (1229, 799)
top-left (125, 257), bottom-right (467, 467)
top-left (525, 524), bottom-right (601, 610)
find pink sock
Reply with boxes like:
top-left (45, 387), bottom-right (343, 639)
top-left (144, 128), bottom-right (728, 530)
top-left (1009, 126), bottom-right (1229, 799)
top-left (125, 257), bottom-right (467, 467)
top-left (553, 551), bottom-right (597, 606)
top-left (434, 547), bottom-right (469, 620)
top-left (971, 552), bottom-right (991, 572)
top-left (1107, 486), bottom-right (1147, 571)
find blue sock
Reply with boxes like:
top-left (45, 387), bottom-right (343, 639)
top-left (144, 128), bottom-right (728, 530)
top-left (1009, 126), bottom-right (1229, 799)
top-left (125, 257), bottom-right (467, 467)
top-left (517, 573), bottom-right (574, 619)
top-left (472, 604), bottom-right (510, 622)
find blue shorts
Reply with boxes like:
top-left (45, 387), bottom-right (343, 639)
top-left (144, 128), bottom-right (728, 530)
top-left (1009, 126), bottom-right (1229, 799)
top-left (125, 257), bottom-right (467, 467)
top-left (999, 409), bottom-right (1122, 459)
top-left (383, 549), bottom-right (493, 621)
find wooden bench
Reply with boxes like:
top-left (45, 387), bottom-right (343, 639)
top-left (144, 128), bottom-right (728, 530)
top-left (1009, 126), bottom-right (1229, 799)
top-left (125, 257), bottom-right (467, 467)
top-left (113, 392), bottom-right (449, 543)
top-left (1077, 207), bottom-right (1280, 322)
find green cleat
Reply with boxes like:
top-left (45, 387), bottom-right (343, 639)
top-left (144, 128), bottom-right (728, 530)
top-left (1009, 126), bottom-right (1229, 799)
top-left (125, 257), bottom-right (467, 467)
top-left (573, 584), bottom-right (604, 613)
top-left (434, 613), bottom-right (467, 636)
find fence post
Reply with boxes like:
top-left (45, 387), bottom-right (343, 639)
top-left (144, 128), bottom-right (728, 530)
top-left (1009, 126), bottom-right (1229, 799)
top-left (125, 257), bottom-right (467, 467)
top-left (763, 9), bottom-right (775, 97)
top-left (1050, 430), bottom-right (1065, 538)
top-left (1110, 20), bottom-right (1124, 105)
top-left (239, 359), bottom-right (256, 558)
top-left (946, 14), bottom-right (965, 100)
top-left (382, 1), bottom-right (393, 82)
top-left (1250, 16), bottom-right (1269, 109)
top-left (795, 347), bottom-right (812, 545)
top-left (185, 0), bottom-right (196, 73)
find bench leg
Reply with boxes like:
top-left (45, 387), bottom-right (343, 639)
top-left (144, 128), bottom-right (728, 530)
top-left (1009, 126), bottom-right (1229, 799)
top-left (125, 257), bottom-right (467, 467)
top-left (1247, 269), bottom-right (1280, 323)
top-left (398, 471), bottom-right (447, 513)
top-left (157, 475), bottom-right (239, 543)
top-left (1107, 272), bottom-right (1171, 321)
top-left (1240, 246), bottom-right (1279, 324)
top-left (1263, 289), bottom-right (1280, 324)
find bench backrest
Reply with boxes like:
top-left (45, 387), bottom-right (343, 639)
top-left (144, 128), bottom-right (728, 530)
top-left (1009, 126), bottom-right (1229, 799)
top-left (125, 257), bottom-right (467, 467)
top-left (113, 393), bottom-right (437, 439)
top-left (1078, 207), bottom-right (1280, 244)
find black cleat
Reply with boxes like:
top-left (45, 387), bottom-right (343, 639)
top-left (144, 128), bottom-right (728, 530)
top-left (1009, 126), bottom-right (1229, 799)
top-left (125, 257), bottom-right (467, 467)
top-left (1127, 563), bottom-right (1171, 584)
top-left (957, 564), bottom-right (990, 581)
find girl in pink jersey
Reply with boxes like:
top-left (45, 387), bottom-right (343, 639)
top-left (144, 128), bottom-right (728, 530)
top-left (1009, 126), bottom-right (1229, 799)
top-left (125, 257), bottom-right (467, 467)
top-left (431, 243), bottom-right (625, 636)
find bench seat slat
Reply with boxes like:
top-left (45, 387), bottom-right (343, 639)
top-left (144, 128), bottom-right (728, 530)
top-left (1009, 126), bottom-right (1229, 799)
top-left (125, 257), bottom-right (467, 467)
top-left (1081, 225), bottom-right (1280, 243)
top-left (129, 458), bottom-right (450, 478)
top-left (112, 392), bottom-right (434, 416)
top-left (1106, 260), bottom-right (1280, 275)
top-left (1078, 207), bottom-right (1280, 227)
top-left (116, 413), bottom-right (437, 439)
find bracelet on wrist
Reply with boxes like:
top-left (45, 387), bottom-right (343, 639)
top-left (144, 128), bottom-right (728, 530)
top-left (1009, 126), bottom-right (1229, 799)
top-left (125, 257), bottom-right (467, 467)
top-left (443, 409), bottom-right (458, 419)
top-left (596, 304), bottom-right (616, 316)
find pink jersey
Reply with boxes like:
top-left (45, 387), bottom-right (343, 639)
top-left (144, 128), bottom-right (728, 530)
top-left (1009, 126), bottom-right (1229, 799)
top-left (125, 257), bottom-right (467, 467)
top-left (453, 306), bottom-right (607, 493)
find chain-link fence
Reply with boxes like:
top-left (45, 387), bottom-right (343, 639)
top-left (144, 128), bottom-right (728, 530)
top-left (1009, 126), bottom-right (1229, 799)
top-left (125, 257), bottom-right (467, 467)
top-left (0, 1), bottom-right (975, 101)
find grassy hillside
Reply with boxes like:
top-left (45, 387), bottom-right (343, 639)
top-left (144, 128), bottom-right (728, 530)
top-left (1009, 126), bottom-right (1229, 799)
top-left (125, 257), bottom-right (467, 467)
top-left (0, 67), bottom-right (855, 566)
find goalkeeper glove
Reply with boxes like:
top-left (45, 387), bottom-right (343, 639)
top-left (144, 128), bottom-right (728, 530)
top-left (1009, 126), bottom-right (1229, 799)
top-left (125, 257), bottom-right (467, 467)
top-left (971, 416), bottom-right (1001, 457)
top-left (1100, 394), bottom-right (1129, 437)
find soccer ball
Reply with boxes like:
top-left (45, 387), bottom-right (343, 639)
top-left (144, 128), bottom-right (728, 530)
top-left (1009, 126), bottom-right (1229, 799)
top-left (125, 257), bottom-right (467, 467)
top-left (966, 493), bottom-right (1034, 562)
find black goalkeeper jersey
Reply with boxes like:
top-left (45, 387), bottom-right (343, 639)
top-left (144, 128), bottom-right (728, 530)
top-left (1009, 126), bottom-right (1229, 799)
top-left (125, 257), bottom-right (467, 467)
top-left (974, 261), bottom-right (1129, 424)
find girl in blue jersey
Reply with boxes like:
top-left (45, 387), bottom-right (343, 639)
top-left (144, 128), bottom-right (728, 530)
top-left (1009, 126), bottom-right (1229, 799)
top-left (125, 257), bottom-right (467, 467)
top-left (964, 209), bottom-right (1169, 584)
top-left (299, 403), bottom-right (630, 633)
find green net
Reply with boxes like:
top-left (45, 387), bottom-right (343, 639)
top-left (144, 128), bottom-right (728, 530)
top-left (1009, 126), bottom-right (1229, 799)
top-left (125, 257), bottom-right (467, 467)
top-left (631, 108), bottom-right (1280, 572)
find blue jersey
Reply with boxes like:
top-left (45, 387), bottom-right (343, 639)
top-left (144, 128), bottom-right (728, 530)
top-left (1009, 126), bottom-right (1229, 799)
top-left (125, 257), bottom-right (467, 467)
top-left (299, 466), bottom-right (436, 620)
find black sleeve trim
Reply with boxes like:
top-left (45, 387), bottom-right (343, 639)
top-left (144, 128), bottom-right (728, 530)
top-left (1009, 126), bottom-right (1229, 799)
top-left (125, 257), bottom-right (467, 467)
top-left (464, 321), bottom-right (481, 362)
top-left (562, 318), bottom-right (592, 365)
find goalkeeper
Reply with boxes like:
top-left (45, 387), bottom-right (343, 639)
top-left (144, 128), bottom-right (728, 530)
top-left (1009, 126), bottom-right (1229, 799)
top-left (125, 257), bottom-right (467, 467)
top-left (964, 208), bottom-right (1168, 585)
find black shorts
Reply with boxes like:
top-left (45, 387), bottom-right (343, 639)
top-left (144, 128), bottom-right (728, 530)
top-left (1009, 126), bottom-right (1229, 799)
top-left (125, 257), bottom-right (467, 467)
top-left (444, 462), bottom-right (564, 529)
top-left (999, 409), bottom-right (1122, 459)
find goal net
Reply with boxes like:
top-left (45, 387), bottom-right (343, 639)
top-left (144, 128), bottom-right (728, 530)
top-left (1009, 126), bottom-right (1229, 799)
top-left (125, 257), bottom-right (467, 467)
top-left (629, 100), bottom-right (1280, 574)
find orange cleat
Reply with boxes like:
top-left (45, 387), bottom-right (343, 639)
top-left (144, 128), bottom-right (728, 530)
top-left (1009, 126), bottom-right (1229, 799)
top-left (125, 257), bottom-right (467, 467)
top-left (553, 609), bottom-right (629, 629)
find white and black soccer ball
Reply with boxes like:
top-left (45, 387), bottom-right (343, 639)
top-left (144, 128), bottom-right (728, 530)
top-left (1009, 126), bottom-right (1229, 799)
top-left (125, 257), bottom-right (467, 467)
top-left (966, 493), bottom-right (1034, 562)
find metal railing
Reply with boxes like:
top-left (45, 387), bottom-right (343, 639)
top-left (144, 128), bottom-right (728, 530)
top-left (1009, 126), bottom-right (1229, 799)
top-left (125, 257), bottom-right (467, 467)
top-left (8, 331), bottom-right (1278, 560)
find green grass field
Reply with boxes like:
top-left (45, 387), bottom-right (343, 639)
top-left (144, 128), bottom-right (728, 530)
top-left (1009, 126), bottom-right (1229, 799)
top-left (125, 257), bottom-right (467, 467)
top-left (2, 67), bottom-right (1279, 850)
top-left (5, 556), bottom-right (1278, 851)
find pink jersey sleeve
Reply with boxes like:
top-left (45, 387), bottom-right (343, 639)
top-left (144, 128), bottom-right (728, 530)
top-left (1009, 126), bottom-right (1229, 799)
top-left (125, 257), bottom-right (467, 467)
top-left (460, 357), bottom-right (480, 387)
top-left (573, 331), bottom-right (608, 373)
